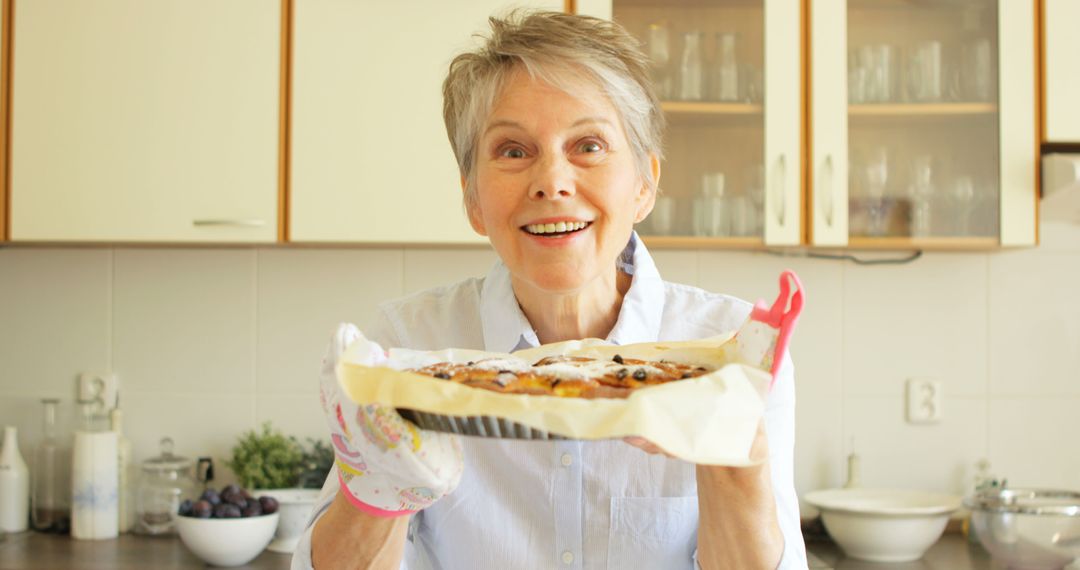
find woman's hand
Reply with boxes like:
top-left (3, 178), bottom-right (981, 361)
top-left (625, 423), bottom-right (782, 569)
top-left (696, 421), bottom-right (783, 570)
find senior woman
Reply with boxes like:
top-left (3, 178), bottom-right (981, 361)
top-left (298, 11), bottom-right (805, 570)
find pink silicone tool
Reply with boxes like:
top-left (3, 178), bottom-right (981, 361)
top-left (749, 270), bottom-right (805, 387)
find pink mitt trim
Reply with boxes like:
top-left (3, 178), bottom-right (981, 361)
top-left (750, 270), bottom-right (805, 386)
top-left (337, 470), bottom-right (418, 518)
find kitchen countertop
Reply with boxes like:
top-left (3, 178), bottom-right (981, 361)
top-left (0, 530), bottom-right (1012, 569)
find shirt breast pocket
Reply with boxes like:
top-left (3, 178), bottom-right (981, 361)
top-left (607, 496), bottom-right (698, 570)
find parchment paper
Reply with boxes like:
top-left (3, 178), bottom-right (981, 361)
top-left (336, 334), bottom-right (772, 466)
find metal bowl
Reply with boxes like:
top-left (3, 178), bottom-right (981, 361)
top-left (965, 488), bottom-right (1080, 570)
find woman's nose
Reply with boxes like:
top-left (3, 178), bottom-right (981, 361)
top-left (529, 154), bottom-right (576, 200)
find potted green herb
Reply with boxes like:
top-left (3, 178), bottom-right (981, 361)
top-left (226, 423), bottom-right (322, 553)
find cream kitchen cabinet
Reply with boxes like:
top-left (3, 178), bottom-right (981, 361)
top-left (1044, 0), bottom-right (1080, 143)
top-left (579, 0), bottom-right (803, 248)
top-left (9, 0), bottom-right (280, 243)
top-left (809, 0), bottom-right (1037, 248)
top-left (290, 0), bottom-right (563, 244)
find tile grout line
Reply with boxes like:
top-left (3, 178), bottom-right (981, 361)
top-left (839, 257), bottom-right (847, 482)
top-left (252, 249), bottom-right (259, 430)
top-left (108, 248), bottom-right (114, 380)
top-left (984, 253), bottom-right (991, 464)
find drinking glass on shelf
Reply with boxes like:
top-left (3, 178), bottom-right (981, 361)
top-left (946, 174), bottom-right (976, 236)
top-left (679, 31), bottom-right (705, 101)
top-left (708, 32), bottom-right (738, 102)
top-left (693, 172), bottom-right (728, 236)
top-left (738, 163), bottom-right (764, 236)
top-left (870, 44), bottom-right (896, 102)
top-left (647, 23), bottom-right (673, 100)
top-left (906, 41), bottom-right (943, 102)
top-left (907, 154), bottom-right (936, 237)
top-left (961, 38), bottom-right (992, 101)
top-left (863, 146), bottom-right (890, 236)
top-left (742, 63), bottom-right (763, 103)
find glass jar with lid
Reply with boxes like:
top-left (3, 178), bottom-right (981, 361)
top-left (135, 437), bottom-right (197, 535)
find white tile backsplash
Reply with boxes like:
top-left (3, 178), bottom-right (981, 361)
top-left (988, 249), bottom-right (1080, 396)
top-left (402, 247), bottom-right (498, 294)
top-left (113, 249), bottom-right (257, 396)
top-left (1, 240), bottom-right (1076, 497)
top-left (989, 397), bottom-right (1080, 490)
top-left (0, 249), bottom-right (111, 397)
top-left (255, 248), bottom-right (403, 395)
top-left (843, 253), bottom-right (988, 397)
top-left (122, 391), bottom-right (257, 485)
top-left (844, 396), bottom-right (988, 494)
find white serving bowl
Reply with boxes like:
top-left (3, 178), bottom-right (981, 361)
top-left (257, 489), bottom-right (321, 553)
top-left (805, 488), bottom-right (961, 562)
top-left (176, 512), bottom-right (280, 567)
top-left (965, 488), bottom-right (1080, 570)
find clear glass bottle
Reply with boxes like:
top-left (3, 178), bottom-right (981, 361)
top-left (679, 31), bottom-right (704, 101)
top-left (31, 399), bottom-right (70, 533)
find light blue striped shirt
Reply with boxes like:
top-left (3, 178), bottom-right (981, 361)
top-left (294, 235), bottom-right (806, 569)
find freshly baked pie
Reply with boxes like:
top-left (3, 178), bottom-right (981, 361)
top-left (409, 354), bottom-right (711, 399)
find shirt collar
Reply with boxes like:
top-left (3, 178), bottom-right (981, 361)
top-left (479, 232), bottom-right (666, 353)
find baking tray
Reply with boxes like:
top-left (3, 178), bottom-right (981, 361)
top-left (397, 408), bottom-right (568, 441)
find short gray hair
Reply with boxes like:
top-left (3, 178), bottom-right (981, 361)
top-left (442, 10), bottom-right (665, 211)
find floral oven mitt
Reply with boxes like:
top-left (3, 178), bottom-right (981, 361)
top-left (319, 323), bottom-right (464, 516)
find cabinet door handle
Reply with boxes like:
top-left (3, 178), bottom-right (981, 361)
top-left (771, 154), bottom-right (787, 227)
top-left (818, 154), bottom-right (835, 227)
top-left (192, 219), bottom-right (266, 227)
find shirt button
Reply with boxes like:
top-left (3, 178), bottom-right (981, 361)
top-left (561, 550), bottom-right (575, 565)
top-left (560, 453), bottom-right (573, 467)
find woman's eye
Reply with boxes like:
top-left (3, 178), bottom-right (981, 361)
top-left (578, 140), bottom-right (604, 153)
top-left (500, 146), bottom-right (527, 159)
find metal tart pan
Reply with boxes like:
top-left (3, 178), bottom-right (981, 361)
top-left (396, 409), bottom-right (568, 440)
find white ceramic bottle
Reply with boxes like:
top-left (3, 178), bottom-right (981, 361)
top-left (0, 426), bottom-right (30, 533)
top-left (71, 404), bottom-right (118, 540)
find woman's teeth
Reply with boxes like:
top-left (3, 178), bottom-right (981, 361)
top-left (524, 221), bottom-right (589, 235)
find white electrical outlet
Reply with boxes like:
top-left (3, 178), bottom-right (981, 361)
top-left (77, 372), bottom-right (118, 408)
top-left (906, 378), bottom-right (942, 424)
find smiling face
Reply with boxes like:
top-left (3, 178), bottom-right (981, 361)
top-left (468, 69), bottom-right (658, 295)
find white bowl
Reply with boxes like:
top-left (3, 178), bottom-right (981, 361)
top-left (805, 488), bottom-right (961, 562)
top-left (176, 512), bottom-right (280, 567)
top-left (257, 489), bottom-right (322, 553)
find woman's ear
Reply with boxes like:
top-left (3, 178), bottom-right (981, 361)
top-left (633, 154), bottom-right (661, 223)
top-left (462, 175), bottom-right (488, 236)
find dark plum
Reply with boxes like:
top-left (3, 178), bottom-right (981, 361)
top-left (213, 503), bottom-right (242, 519)
top-left (192, 500), bottom-right (213, 519)
top-left (221, 484), bottom-right (241, 496)
top-left (258, 496), bottom-right (279, 515)
top-left (223, 490), bottom-right (247, 508)
top-left (241, 501), bottom-right (263, 518)
top-left (200, 488), bottom-right (222, 506)
top-left (178, 499), bottom-right (194, 517)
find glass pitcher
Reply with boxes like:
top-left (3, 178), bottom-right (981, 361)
top-left (134, 437), bottom-right (197, 535)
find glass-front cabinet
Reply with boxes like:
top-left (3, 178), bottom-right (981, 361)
top-left (582, 0), bottom-right (1037, 250)
top-left (600, 0), bottom-right (803, 247)
top-left (810, 0), bottom-right (1036, 248)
